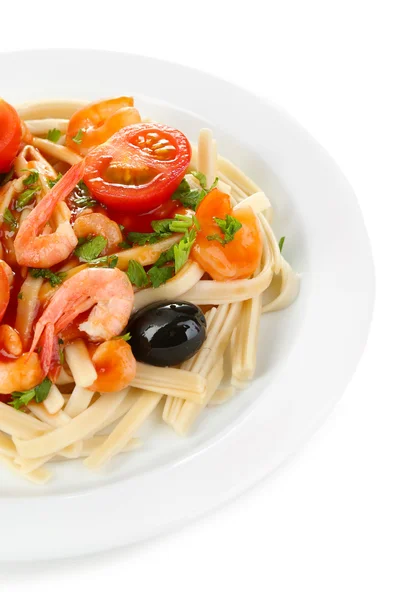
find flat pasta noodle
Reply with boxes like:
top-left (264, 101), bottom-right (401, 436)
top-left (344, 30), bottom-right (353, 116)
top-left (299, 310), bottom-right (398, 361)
top-left (17, 99), bottom-right (87, 120)
top-left (32, 137), bottom-right (83, 165)
top-left (25, 118), bottom-right (69, 136)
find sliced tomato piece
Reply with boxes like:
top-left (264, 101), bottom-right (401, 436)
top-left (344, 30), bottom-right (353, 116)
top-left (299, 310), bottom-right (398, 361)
top-left (0, 99), bottom-right (22, 173)
top-left (66, 96), bottom-right (141, 156)
top-left (83, 123), bottom-right (191, 214)
top-left (191, 189), bottom-right (263, 281)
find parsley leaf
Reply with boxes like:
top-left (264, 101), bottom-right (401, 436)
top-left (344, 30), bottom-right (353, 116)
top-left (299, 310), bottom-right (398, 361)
top-left (113, 332), bottom-right (132, 342)
top-left (151, 219), bottom-right (174, 234)
top-left (172, 178), bottom-right (206, 210)
top-left (15, 187), bottom-right (40, 209)
top-left (9, 378), bottom-right (52, 411)
top-left (17, 292), bottom-right (24, 300)
top-left (89, 254), bottom-right (118, 268)
top-left (151, 214), bottom-right (193, 235)
top-left (22, 169), bottom-right (39, 187)
top-left (30, 268), bottom-right (65, 287)
top-left (154, 246), bottom-right (175, 267)
top-left (0, 168), bottom-right (14, 187)
top-left (207, 214), bottom-right (242, 245)
top-left (127, 231), bottom-right (170, 246)
top-left (191, 171), bottom-right (207, 188)
top-left (72, 129), bottom-right (84, 144)
top-left (47, 128), bottom-right (61, 143)
top-left (148, 265), bottom-right (174, 288)
top-left (126, 260), bottom-right (149, 288)
top-left (3, 207), bottom-right (17, 230)
top-left (278, 236), bottom-right (285, 252)
top-left (173, 229), bottom-right (196, 273)
top-left (74, 235), bottom-right (107, 262)
top-left (118, 240), bottom-right (132, 250)
top-left (48, 173), bottom-right (63, 188)
top-left (70, 180), bottom-right (96, 208)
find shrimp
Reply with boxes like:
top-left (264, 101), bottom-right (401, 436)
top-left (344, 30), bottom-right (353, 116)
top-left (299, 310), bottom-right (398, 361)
top-left (30, 267), bottom-right (134, 374)
top-left (14, 161), bottom-right (83, 268)
top-left (0, 261), bottom-right (11, 322)
top-left (0, 324), bottom-right (22, 357)
top-left (88, 339), bottom-right (136, 393)
top-left (73, 213), bottom-right (122, 254)
top-left (0, 353), bottom-right (43, 394)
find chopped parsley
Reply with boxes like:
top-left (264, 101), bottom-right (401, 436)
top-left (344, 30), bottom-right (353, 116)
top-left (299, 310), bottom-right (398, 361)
top-left (30, 268), bottom-right (65, 287)
top-left (279, 236), bottom-right (285, 252)
top-left (154, 246), bottom-right (175, 267)
top-left (72, 129), bottom-right (84, 144)
top-left (191, 170), bottom-right (207, 188)
top-left (173, 229), bottom-right (196, 273)
top-left (47, 128), bottom-right (61, 143)
top-left (118, 240), bottom-right (132, 250)
top-left (89, 254), bottom-right (118, 268)
top-left (127, 231), bottom-right (170, 246)
top-left (9, 378), bottom-right (52, 411)
top-left (126, 260), bottom-right (148, 288)
top-left (70, 181), bottom-right (96, 209)
top-left (148, 265), bottom-right (174, 288)
top-left (207, 214), bottom-right (242, 246)
top-left (3, 207), bottom-right (17, 230)
top-left (113, 332), bottom-right (132, 342)
top-left (22, 169), bottom-right (39, 187)
top-left (47, 173), bottom-right (63, 188)
top-left (74, 235), bottom-right (107, 262)
top-left (17, 292), bottom-right (24, 300)
top-left (15, 187), bottom-right (40, 209)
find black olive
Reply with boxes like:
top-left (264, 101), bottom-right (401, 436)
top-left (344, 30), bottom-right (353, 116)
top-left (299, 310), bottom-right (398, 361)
top-left (126, 301), bottom-right (207, 367)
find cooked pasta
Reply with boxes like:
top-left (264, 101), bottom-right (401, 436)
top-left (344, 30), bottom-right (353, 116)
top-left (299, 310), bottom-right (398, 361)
top-left (0, 95), bottom-right (299, 483)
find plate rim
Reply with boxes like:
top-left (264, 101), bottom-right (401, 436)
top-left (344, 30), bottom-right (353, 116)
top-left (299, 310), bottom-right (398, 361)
top-left (0, 48), bottom-right (375, 561)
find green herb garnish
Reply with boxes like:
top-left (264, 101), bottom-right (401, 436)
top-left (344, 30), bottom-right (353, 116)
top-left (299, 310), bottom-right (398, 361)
top-left (278, 236), bottom-right (285, 252)
top-left (22, 169), bottom-right (39, 187)
top-left (47, 173), bottom-right (63, 188)
top-left (3, 207), bottom-right (17, 230)
top-left (17, 292), bottom-right (24, 300)
top-left (75, 235), bottom-right (107, 262)
top-left (113, 332), bottom-right (132, 342)
top-left (172, 179), bottom-right (205, 210)
top-left (71, 180), bottom-right (96, 209)
top-left (118, 240), bottom-right (132, 250)
top-left (72, 129), bottom-right (84, 144)
top-left (47, 128), bottom-right (61, 143)
top-left (154, 246), bottom-right (175, 267)
top-left (173, 229), bottom-right (196, 273)
top-left (207, 214), bottom-right (242, 246)
top-left (148, 265), bottom-right (174, 288)
top-left (191, 170), bottom-right (207, 188)
top-left (30, 268), bottom-right (65, 287)
top-left (15, 187), bottom-right (40, 209)
top-left (127, 231), bottom-right (170, 246)
top-left (126, 260), bottom-right (149, 288)
top-left (89, 254), bottom-right (118, 268)
top-left (9, 378), bottom-right (52, 411)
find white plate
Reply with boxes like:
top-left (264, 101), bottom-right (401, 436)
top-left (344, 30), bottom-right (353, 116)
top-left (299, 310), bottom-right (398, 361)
top-left (0, 49), bottom-right (374, 561)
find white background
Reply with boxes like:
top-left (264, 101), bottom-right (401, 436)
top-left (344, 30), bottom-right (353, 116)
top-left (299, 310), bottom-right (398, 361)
top-left (1, 0), bottom-right (415, 598)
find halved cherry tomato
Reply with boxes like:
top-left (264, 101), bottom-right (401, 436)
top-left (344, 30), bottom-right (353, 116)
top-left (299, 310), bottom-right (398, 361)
top-left (83, 123), bottom-right (192, 214)
top-left (191, 189), bottom-right (263, 281)
top-left (0, 99), bottom-right (22, 173)
top-left (66, 96), bottom-right (141, 156)
top-left (0, 264), bottom-right (10, 323)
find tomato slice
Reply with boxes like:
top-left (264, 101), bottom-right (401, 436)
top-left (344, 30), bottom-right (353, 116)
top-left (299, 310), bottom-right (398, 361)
top-left (0, 99), bottom-right (22, 173)
top-left (191, 189), bottom-right (263, 281)
top-left (83, 123), bottom-right (192, 214)
top-left (66, 96), bottom-right (141, 156)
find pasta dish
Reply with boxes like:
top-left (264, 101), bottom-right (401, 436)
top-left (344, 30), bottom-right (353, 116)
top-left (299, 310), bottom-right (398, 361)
top-left (0, 96), bottom-right (299, 483)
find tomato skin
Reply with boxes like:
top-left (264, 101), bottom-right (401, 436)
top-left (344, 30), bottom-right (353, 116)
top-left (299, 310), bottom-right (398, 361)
top-left (66, 96), bottom-right (141, 156)
top-left (191, 189), bottom-right (263, 281)
top-left (0, 99), bottom-right (22, 173)
top-left (83, 123), bottom-right (191, 214)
